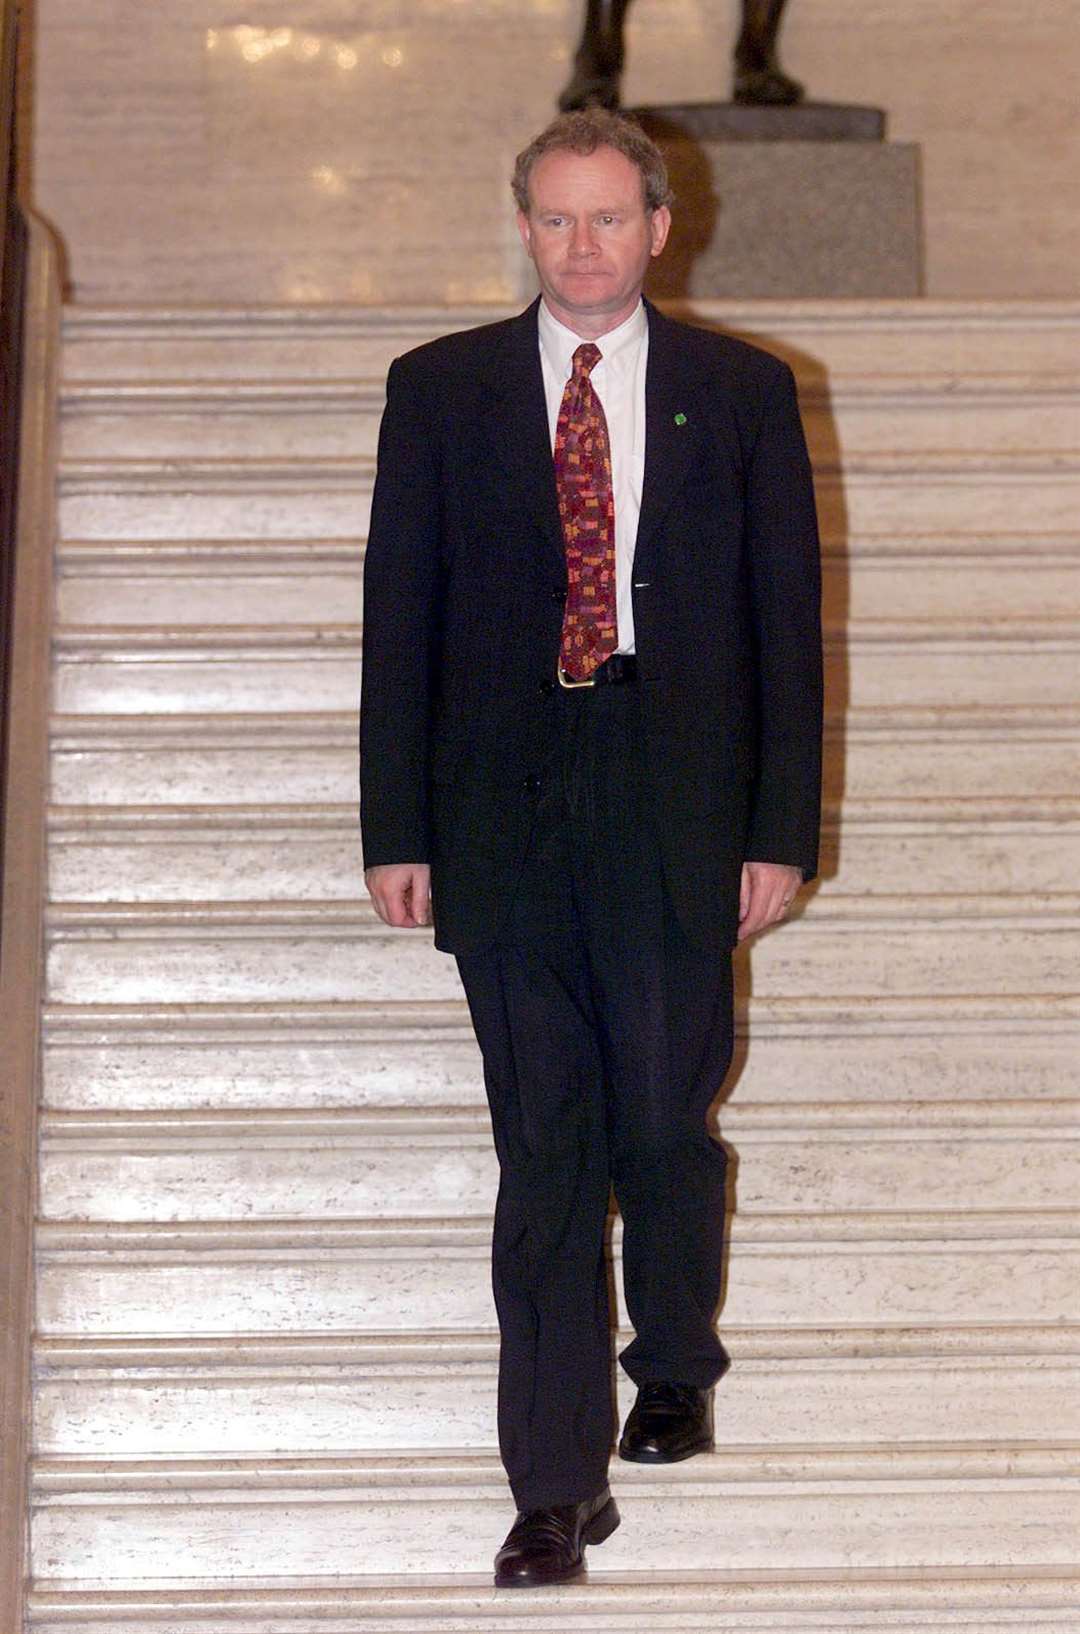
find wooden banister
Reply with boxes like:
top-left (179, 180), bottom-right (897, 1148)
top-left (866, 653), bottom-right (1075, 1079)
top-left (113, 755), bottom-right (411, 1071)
top-left (1, 0), bottom-right (62, 1619)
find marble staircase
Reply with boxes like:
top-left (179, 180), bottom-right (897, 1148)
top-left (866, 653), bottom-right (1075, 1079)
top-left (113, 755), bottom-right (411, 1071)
top-left (27, 301), bottom-right (1080, 1631)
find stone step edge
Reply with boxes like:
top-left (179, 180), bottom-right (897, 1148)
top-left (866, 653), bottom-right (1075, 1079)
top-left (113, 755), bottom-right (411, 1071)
top-left (40, 993), bottom-right (1080, 1038)
top-left (53, 450), bottom-right (1080, 490)
top-left (34, 1323), bottom-right (1080, 1372)
top-left (32, 1207), bottom-right (1080, 1253)
top-left (61, 380), bottom-right (386, 409)
top-left (43, 796), bottom-right (1080, 835)
top-left (48, 617), bottom-right (1080, 653)
top-left (48, 703), bottom-right (1080, 746)
top-left (40, 892), bottom-right (1080, 934)
top-left (57, 296), bottom-right (1080, 333)
top-left (56, 531), bottom-right (1080, 566)
top-left (36, 1097), bottom-right (1080, 1143)
top-left (57, 370), bottom-right (1080, 408)
top-left (23, 1564), bottom-right (1080, 1627)
top-left (28, 1441), bottom-right (1080, 1497)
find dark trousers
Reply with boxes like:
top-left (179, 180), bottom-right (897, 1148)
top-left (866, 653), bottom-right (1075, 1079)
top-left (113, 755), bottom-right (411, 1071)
top-left (455, 677), bottom-right (734, 1510)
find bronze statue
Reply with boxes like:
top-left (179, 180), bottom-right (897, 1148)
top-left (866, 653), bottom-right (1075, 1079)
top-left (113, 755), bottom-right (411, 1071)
top-left (559, 0), bottom-right (803, 112)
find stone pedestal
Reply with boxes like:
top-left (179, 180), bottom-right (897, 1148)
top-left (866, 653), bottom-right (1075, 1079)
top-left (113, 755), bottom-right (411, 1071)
top-left (632, 105), bottom-right (922, 300)
top-left (638, 102), bottom-right (887, 143)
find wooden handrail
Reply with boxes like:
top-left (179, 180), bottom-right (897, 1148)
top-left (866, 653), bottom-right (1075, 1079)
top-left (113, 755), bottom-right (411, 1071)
top-left (1, 0), bottom-right (27, 873)
top-left (0, 205), bottom-right (60, 1634)
top-left (0, 0), bottom-right (62, 1609)
top-left (0, 0), bottom-right (18, 292)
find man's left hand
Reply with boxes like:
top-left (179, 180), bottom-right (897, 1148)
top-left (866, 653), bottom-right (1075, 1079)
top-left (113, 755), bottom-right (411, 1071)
top-left (738, 860), bottom-right (803, 942)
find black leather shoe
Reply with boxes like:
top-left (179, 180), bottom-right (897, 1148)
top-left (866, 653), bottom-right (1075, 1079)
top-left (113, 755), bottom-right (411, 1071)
top-left (618, 1381), bottom-right (713, 1462)
top-left (493, 1487), bottom-right (620, 1587)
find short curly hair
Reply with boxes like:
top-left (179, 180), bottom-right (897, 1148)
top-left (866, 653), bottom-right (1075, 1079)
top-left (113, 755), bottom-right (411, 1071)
top-left (512, 108), bottom-right (674, 216)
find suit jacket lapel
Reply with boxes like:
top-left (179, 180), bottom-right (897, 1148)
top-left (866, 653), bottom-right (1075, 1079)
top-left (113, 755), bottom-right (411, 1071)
top-left (479, 297), bottom-right (567, 582)
top-left (634, 297), bottom-right (706, 580)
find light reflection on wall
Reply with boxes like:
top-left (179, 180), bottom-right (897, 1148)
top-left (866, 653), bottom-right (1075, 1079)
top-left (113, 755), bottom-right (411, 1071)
top-left (204, 25), bottom-right (386, 72)
top-left (179, 6), bottom-right (567, 302)
top-left (311, 164), bottom-right (346, 195)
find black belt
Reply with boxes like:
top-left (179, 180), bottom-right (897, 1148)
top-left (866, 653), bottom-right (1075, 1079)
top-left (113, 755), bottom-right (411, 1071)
top-left (557, 653), bottom-right (638, 688)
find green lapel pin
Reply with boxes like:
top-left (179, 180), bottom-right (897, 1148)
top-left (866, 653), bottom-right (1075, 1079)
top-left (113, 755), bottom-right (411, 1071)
top-left (674, 412), bottom-right (687, 426)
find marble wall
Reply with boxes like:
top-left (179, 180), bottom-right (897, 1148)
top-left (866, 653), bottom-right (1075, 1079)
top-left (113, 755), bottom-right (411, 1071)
top-left (28, 0), bottom-right (1080, 302)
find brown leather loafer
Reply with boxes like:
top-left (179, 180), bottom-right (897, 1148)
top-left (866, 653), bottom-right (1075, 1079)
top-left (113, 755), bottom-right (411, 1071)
top-left (618, 1380), bottom-right (713, 1462)
top-left (493, 1487), bottom-right (620, 1587)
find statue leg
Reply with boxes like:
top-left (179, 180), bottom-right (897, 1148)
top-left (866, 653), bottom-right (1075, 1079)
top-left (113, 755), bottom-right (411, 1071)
top-left (734, 0), bottom-right (804, 105)
top-left (558, 0), bottom-right (634, 111)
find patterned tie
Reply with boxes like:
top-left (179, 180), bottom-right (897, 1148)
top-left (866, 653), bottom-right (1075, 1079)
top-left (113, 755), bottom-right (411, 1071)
top-left (554, 342), bottom-right (617, 681)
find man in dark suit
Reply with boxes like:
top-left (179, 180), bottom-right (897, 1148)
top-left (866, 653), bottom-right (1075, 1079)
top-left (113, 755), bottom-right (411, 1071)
top-left (360, 107), bottom-right (822, 1586)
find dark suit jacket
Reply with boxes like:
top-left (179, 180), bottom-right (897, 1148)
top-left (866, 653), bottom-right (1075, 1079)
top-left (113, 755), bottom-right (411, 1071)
top-left (360, 295), bottom-right (823, 955)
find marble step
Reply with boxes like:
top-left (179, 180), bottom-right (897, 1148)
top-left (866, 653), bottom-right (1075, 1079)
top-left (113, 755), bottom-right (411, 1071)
top-left (28, 1445), bottom-right (1080, 1579)
top-left (45, 801), bottom-right (1080, 902)
top-left (58, 457), bottom-right (377, 542)
top-left (49, 619), bottom-right (1080, 715)
top-left (32, 1332), bottom-right (1080, 1458)
top-left (23, 1567), bottom-right (1080, 1634)
top-left (34, 1102), bottom-right (1080, 1223)
top-left (58, 530), bottom-right (1080, 565)
top-left (57, 371), bottom-right (1080, 462)
top-left (48, 706), bottom-right (1080, 808)
top-left (54, 534), bottom-right (1080, 627)
top-left (33, 1212), bottom-right (1080, 1335)
top-left (40, 999), bottom-right (1080, 1112)
top-left (24, 1567), bottom-right (1080, 1634)
top-left (55, 451), bottom-right (1080, 542)
top-left (60, 300), bottom-right (1080, 382)
top-left (60, 380), bottom-right (388, 461)
top-left (42, 894), bottom-right (1080, 1008)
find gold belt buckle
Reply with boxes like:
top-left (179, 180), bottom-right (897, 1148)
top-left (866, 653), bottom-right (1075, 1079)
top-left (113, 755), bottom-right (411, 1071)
top-left (557, 662), bottom-right (596, 688)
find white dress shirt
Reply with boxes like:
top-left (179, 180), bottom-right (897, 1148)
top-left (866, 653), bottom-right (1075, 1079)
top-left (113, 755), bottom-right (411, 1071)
top-left (537, 298), bottom-right (648, 655)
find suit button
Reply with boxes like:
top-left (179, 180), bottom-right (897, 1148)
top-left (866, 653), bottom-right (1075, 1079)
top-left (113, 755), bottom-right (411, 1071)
top-left (538, 677), bottom-right (555, 696)
top-left (551, 587), bottom-right (566, 604)
top-left (522, 773), bottom-right (541, 795)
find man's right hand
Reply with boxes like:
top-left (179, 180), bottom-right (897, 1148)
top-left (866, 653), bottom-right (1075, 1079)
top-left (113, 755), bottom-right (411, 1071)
top-left (365, 863), bottom-right (431, 928)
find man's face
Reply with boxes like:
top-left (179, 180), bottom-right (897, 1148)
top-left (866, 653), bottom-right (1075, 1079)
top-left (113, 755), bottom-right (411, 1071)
top-left (516, 145), bottom-right (671, 334)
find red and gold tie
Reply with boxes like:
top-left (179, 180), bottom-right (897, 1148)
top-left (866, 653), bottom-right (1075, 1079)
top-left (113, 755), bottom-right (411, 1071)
top-left (554, 342), bottom-right (617, 681)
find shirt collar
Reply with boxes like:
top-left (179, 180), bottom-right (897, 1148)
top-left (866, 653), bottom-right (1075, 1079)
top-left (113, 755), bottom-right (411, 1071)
top-left (537, 297), bottom-right (647, 381)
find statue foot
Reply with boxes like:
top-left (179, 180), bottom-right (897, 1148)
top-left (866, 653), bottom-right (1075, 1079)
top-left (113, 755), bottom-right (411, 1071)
top-left (558, 65), bottom-right (622, 111)
top-left (733, 64), bottom-right (804, 105)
